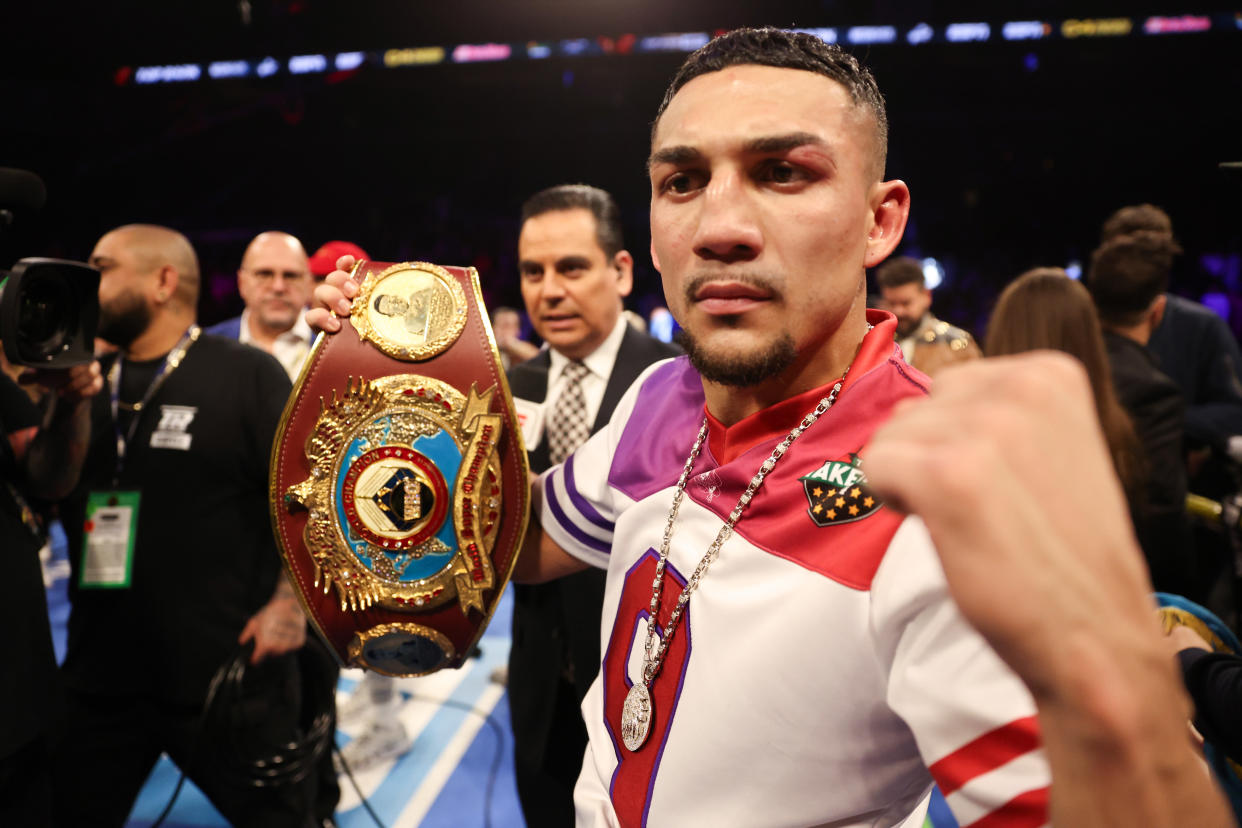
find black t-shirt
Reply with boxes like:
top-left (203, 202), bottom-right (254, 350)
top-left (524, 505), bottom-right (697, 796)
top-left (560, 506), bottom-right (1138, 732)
top-left (115, 352), bottom-right (163, 447)
top-left (62, 334), bottom-right (293, 704)
top-left (0, 372), bottom-right (60, 757)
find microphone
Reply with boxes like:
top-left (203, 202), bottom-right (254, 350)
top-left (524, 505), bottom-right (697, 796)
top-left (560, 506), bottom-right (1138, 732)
top-left (0, 167), bottom-right (47, 214)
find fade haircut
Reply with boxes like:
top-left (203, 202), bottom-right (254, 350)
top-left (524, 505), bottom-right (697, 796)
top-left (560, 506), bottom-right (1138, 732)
top-left (520, 184), bottom-right (625, 259)
top-left (1100, 203), bottom-right (1175, 244)
top-left (652, 27), bottom-right (889, 178)
top-left (875, 256), bottom-right (925, 290)
top-left (1086, 231), bottom-right (1182, 327)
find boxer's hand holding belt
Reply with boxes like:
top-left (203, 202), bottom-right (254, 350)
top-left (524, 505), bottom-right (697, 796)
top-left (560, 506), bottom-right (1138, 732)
top-left (277, 257), bottom-right (530, 676)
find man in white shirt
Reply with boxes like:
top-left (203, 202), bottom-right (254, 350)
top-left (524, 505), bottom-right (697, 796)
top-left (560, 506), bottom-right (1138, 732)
top-left (206, 231), bottom-right (315, 380)
top-left (506, 184), bottom-right (680, 827)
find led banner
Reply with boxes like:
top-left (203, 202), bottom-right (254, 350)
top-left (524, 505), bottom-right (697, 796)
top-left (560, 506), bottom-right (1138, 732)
top-left (118, 12), bottom-right (1238, 86)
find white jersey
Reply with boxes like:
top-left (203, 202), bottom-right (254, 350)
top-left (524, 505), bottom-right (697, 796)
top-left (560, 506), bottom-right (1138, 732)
top-left (539, 314), bottom-right (1050, 828)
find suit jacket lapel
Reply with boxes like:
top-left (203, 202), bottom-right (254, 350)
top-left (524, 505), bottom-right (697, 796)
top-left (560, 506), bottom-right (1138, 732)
top-left (508, 328), bottom-right (676, 470)
top-left (593, 324), bottom-right (646, 433)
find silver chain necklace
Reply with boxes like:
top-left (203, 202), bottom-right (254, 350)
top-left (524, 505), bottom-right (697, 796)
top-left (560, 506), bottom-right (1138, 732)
top-left (620, 366), bottom-right (854, 752)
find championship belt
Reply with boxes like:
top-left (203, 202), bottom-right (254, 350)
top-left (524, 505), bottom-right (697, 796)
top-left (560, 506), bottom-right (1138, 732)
top-left (270, 261), bottom-right (530, 676)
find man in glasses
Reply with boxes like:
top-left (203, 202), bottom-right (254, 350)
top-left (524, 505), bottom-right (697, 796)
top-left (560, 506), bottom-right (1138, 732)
top-left (207, 231), bottom-right (315, 380)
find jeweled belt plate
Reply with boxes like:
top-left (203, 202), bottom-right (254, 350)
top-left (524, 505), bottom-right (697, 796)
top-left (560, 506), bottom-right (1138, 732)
top-left (270, 261), bottom-right (530, 676)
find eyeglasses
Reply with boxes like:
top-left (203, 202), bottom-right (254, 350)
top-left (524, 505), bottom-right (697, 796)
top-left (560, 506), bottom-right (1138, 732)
top-left (246, 268), bottom-right (310, 283)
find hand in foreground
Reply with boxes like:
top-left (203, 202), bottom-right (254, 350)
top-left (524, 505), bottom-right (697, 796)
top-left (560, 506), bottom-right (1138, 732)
top-left (305, 254), bottom-right (360, 334)
top-left (866, 351), bottom-right (1154, 697)
top-left (866, 352), bottom-right (1231, 827)
top-left (238, 589), bottom-right (307, 664)
top-left (19, 360), bottom-right (104, 403)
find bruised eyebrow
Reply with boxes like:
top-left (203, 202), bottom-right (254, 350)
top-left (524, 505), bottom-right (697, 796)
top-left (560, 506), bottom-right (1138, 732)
top-left (648, 131), bottom-right (828, 171)
top-left (743, 131), bottom-right (826, 154)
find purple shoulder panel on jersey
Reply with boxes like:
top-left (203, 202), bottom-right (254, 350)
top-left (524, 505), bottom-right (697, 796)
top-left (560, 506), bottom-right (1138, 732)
top-left (608, 357), bottom-right (705, 502)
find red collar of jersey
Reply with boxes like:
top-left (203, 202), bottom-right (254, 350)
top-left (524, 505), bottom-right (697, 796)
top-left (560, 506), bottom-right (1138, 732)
top-left (705, 309), bottom-right (898, 465)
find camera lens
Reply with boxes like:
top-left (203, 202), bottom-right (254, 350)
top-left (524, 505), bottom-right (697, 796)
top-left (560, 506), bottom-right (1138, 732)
top-left (17, 272), bottom-right (76, 357)
top-left (0, 258), bottom-right (100, 368)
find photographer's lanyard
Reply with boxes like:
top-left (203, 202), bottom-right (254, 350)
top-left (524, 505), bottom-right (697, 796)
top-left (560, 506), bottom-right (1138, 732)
top-left (82, 325), bottom-right (201, 589)
top-left (106, 324), bottom-right (201, 485)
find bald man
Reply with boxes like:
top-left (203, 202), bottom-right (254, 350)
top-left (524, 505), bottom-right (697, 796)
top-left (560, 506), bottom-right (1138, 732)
top-left (55, 225), bottom-right (320, 826)
top-left (206, 231), bottom-right (315, 379)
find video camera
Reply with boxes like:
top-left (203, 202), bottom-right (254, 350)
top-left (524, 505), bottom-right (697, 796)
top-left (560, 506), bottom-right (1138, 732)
top-left (0, 168), bottom-right (99, 368)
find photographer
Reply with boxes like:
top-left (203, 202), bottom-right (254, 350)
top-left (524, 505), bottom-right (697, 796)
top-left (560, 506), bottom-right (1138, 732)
top-left (53, 224), bottom-right (320, 827)
top-left (0, 358), bottom-right (101, 827)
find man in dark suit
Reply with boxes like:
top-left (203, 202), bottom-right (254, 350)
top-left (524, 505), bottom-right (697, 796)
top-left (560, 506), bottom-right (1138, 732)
top-left (1086, 230), bottom-right (1192, 594)
top-left (1099, 204), bottom-right (1242, 453)
top-left (505, 184), bottom-right (680, 826)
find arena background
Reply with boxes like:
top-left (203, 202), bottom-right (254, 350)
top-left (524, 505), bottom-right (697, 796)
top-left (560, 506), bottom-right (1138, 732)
top-left (2, 0), bottom-right (1240, 344)
top-left (5, 2), bottom-right (1241, 825)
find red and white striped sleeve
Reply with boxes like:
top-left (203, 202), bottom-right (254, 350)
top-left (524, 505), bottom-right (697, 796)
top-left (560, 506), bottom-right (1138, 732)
top-left (871, 517), bottom-right (1051, 828)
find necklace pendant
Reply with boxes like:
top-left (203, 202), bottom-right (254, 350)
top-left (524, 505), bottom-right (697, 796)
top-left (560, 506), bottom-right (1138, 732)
top-left (621, 681), bottom-right (653, 752)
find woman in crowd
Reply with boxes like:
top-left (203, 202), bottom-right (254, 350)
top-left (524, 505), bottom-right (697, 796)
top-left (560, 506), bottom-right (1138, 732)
top-left (985, 267), bottom-right (1146, 509)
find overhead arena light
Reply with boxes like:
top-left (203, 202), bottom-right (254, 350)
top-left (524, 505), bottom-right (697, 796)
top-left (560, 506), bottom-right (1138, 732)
top-left (1061, 18), bottom-right (1133, 38)
top-left (945, 23), bottom-right (991, 43)
top-left (791, 27), bottom-right (838, 45)
top-left (1002, 21), bottom-right (1049, 41)
top-left (921, 258), bottom-right (945, 290)
top-left (906, 23), bottom-right (934, 45)
top-left (1144, 15), bottom-right (1212, 34)
top-left (846, 26), bottom-right (898, 45)
top-left (451, 43), bottom-right (512, 63)
top-left (637, 33), bottom-right (710, 53)
top-left (208, 60), bottom-right (250, 79)
top-left (289, 54), bottom-right (328, 74)
top-left (134, 64), bottom-right (201, 84)
top-left (334, 52), bottom-right (366, 71)
top-left (383, 47), bottom-right (445, 67)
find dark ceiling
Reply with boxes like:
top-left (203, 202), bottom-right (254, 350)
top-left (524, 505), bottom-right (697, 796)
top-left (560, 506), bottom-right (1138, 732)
top-left (3, 2), bottom-right (1240, 333)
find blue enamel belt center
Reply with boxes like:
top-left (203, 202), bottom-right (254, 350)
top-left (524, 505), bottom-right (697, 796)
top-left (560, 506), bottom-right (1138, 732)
top-left (334, 422), bottom-right (462, 583)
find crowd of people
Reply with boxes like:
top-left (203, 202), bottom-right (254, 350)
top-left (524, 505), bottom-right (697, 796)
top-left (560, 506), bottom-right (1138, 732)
top-left (2, 24), bottom-right (1240, 828)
